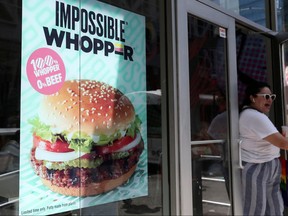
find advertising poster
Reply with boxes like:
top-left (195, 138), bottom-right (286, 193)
top-left (20, 0), bottom-right (147, 215)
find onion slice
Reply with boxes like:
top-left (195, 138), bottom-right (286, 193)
top-left (115, 132), bottom-right (142, 152)
top-left (35, 148), bottom-right (86, 162)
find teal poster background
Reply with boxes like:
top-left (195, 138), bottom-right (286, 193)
top-left (20, 0), bottom-right (147, 215)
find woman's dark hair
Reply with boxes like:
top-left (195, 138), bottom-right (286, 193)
top-left (240, 81), bottom-right (271, 109)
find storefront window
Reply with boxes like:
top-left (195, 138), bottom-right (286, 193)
top-left (209, 0), bottom-right (268, 28)
top-left (0, 0), bottom-right (21, 215)
top-left (282, 43), bottom-right (288, 123)
top-left (277, 0), bottom-right (288, 32)
top-left (235, 27), bottom-right (273, 107)
top-left (0, 0), bottom-right (165, 215)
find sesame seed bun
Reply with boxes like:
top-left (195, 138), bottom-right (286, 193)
top-left (39, 80), bottom-right (135, 137)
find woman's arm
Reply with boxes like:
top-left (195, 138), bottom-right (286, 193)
top-left (264, 132), bottom-right (288, 150)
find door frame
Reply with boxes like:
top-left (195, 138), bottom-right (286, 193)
top-left (174, 1), bottom-right (241, 215)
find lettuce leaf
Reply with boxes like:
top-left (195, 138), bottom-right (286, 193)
top-left (127, 115), bottom-right (142, 137)
top-left (28, 116), bottom-right (55, 142)
top-left (28, 115), bottom-right (142, 153)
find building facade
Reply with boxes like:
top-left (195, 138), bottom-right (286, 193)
top-left (1, 0), bottom-right (288, 215)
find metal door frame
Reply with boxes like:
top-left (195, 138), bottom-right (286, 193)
top-left (174, 1), bottom-right (241, 215)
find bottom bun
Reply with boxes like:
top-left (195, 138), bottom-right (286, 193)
top-left (41, 165), bottom-right (137, 197)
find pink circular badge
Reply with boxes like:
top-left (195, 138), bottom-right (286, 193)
top-left (26, 48), bottom-right (66, 95)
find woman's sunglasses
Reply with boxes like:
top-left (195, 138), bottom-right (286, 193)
top-left (256, 93), bottom-right (276, 101)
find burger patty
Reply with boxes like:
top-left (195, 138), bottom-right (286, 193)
top-left (30, 141), bottom-right (144, 188)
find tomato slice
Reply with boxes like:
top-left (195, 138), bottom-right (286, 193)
top-left (95, 135), bottom-right (135, 154)
top-left (33, 134), bottom-right (73, 153)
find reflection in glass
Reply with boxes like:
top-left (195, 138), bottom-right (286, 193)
top-left (277, 0), bottom-right (288, 32)
top-left (188, 14), bottom-right (230, 215)
top-left (236, 28), bottom-right (269, 106)
top-left (0, 1), bottom-right (21, 215)
top-left (282, 43), bottom-right (288, 123)
top-left (209, 0), bottom-right (267, 27)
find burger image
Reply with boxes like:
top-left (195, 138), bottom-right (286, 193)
top-left (29, 80), bottom-right (144, 196)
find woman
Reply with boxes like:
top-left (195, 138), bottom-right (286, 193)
top-left (240, 81), bottom-right (288, 216)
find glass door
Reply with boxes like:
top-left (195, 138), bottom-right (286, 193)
top-left (281, 40), bottom-right (288, 123)
top-left (188, 14), bottom-right (231, 216)
top-left (176, 1), bottom-right (241, 215)
top-left (280, 36), bottom-right (288, 208)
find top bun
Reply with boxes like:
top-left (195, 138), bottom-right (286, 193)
top-left (39, 80), bottom-right (135, 136)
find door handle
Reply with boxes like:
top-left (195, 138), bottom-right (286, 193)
top-left (239, 140), bottom-right (244, 169)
